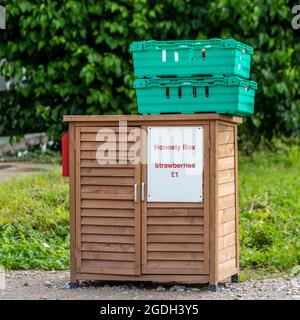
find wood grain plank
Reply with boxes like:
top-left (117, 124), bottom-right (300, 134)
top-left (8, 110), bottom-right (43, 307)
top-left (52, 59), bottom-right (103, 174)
top-left (218, 144), bottom-right (234, 158)
top-left (81, 225), bottom-right (134, 235)
top-left (81, 132), bottom-right (119, 141)
top-left (147, 216), bottom-right (204, 225)
top-left (82, 251), bottom-right (134, 261)
top-left (79, 267), bottom-right (136, 276)
top-left (69, 123), bottom-right (76, 282)
top-left (81, 242), bottom-right (134, 252)
top-left (147, 252), bottom-right (204, 261)
top-left (82, 260), bottom-right (135, 269)
top-left (218, 220), bottom-right (236, 237)
top-left (81, 150), bottom-right (135, 161)
top-left (218, 232), bottom-right (236, 250)
top-left (81, 177), bottom-right (135, 186)
top-left (147, 260), bottom-right (204, 269)
top-left (81, 216), bottom-right (134, 226)
top-left (75, 127), bottom-right (82, 271)
top-left (64, 114), bottom-right (243, 124)
top-left (147, 208), bottom-right (204, 217)
top-left (81, 160), bottom-right (134, 168)
top-left (81, 141), bottom-right (135, 151)
top-left (147, 234), bottom-right (204, 243)
top-left (139, 268), bottom-right (204, 275)
top-left (218, 194), bottom-right (235, 210)
top-left (81, 185), bottom-right (133, 194)
top-left (76, 272), bottom-right (210, 282)
top-left (133, 147), bottom-right (142, 275)
top-left (218, 124), bottom-right (234, 132)
top-left (218, 207), bottom-right (236, 224)
top-left (80, 127), bottom-right (137, 133)
top-left (141, 128), bottom-right (148, 274)
top-left (218, 156), bottom-right (235, 171)
top-left (82, 234), bottom-right (134, 244)
top-left (81, 193), bottom-right (133, 200)
top-left (209, 120), bottom-right (218, 282)
top-left (219, 245), bottom-right (236, 264)
top-left (81, 168), bottom-right (134, 177)
top-left (217, 169), bottom-right (235, 184)
top-left (218, 181), bottom-right (235, 197)
top-left (81, 132), bottom-right (136, 142)
top-left (81, 199), bottom-right (134, 209)
top-left (147, 243), bottom-right (204, 252)
top-left (218, 131), bottom-right (234, 144)
top-left (147, 202), bottom-right (204, 208)
top-left (200, 124), bottom-right (210, 274)
top-left (234, 124), bottom-right (239, 270)
top-left (147, 225), bottom-right (204, 234)
top-left (218, 258), bottom-right (237, 281)
top-left (81, 208), bottom-right (134, 217)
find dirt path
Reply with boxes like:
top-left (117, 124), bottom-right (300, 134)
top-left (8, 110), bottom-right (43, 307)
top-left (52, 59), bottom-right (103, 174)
top-left (0, 162), bottom-right (53, 182)
top-left (0, 271), bottom-right (299, 300)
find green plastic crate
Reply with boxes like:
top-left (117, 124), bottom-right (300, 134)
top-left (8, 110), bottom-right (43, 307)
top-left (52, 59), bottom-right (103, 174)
top-left (130, 38), bottom-right (253, 79)
top-left (133, 76), bottom-right (257, 116)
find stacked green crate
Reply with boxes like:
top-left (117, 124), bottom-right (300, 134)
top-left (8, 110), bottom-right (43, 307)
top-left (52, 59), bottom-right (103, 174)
top-left (130, 38), bottom-right (257, 116)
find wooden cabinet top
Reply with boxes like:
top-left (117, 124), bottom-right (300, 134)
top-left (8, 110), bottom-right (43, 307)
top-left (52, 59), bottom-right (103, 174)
top-left (64, 114), bottom-right (243, 124)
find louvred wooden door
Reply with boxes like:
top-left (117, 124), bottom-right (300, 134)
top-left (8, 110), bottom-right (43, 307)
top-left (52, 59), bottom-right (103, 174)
top-left (75, 126), bottom-right (141, 276)
top-left (141, 125), bottom-right (210, 275)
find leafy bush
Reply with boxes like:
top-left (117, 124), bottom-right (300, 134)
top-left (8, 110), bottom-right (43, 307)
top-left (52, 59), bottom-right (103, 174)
top-left (0, 0), bottom-right (300, 144)
top-left (0, 224), bottom-right (69, 269)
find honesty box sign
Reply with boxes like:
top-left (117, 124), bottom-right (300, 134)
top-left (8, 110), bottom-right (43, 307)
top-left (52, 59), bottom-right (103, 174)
top-left (147, 126), bottom-right (204, 203)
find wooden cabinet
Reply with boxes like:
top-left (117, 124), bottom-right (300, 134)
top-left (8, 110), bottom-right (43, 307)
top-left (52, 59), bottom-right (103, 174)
top-left (65, 114), bottom-right (241, 288)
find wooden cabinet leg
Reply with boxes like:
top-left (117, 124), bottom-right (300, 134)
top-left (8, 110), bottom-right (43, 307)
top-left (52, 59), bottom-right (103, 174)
top-left (208, 283), bottom-right (218, 292)
top-left (231, 274), bottom-right (240, 283)
top-left (68, 281), bottom-right (79, 289)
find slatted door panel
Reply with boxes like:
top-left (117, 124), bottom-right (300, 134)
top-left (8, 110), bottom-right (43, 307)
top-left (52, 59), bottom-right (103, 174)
top-left (142, 125), bottom-right (210, 275)
top-left (75, 127), bottom-right (141, 276)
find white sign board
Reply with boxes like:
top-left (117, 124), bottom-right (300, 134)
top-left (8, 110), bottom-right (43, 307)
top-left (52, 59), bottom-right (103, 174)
top-left (147, 126), bottom-right (203, 202)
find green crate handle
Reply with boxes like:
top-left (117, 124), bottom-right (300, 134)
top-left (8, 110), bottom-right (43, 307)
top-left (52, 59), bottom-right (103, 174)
top-left (130, 38), bottom-right (253, 54)
top-left (133, 77), bottom-right (257, 90)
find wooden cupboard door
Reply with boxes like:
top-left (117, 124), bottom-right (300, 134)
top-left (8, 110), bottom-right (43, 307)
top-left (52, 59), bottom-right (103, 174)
top-left (141, 125), bottom-right (210, 275)
top-left (75, 127), bottom-right (141, 276)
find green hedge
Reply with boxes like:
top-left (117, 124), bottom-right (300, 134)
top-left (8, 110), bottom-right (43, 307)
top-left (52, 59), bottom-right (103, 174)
top-left (0, 0), bottom-right (300, 145)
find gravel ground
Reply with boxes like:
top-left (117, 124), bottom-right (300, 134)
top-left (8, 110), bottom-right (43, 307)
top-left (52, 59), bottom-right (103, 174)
top-left (0, 271), bottom-right (299, 300)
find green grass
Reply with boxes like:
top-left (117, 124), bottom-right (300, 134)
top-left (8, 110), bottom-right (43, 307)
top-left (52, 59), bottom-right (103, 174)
top-left (0, 167), bottom-right (69, 269)
top-left (0, 145), bottom-right (299, 273)
top-left (239, 144), bottom-right (300, 272)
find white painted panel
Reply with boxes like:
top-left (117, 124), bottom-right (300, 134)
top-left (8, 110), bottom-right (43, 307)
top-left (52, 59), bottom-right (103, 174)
top-left (147, 127), bottom-right (204, 202)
